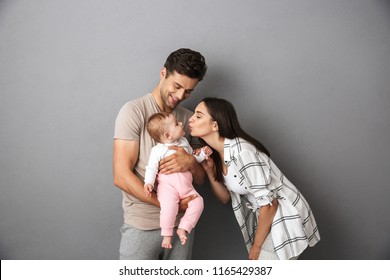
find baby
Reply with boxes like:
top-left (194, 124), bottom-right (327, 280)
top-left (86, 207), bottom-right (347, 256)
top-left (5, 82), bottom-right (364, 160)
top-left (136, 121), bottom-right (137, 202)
top-left (144, 112), bottom-right (212, 248)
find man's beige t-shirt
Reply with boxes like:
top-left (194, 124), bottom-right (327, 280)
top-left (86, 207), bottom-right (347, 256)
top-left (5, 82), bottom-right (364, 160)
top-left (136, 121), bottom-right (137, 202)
top-left (114, 93), bottom-right (196, 230)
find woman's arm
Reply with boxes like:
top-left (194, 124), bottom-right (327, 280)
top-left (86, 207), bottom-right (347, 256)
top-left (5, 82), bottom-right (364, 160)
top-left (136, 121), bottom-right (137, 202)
top-left (249, 199), bottom-right (278, 260)
top-left (202, 157), bottom-right (230, 203)
top-left (235, 148), bottom-right (278, 259)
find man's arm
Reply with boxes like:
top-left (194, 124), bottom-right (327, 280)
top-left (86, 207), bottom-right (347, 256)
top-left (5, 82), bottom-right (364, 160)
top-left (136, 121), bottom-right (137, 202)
top-left (113, 139), bottom-right (159, 207)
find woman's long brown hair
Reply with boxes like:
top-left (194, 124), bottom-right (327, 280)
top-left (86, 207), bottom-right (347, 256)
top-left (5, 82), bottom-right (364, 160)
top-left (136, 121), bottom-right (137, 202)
top-left (200, 97), bottom-right (270, 183)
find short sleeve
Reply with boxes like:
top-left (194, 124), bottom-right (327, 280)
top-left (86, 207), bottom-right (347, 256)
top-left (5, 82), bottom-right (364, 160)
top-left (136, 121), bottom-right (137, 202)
top-left (114, 102), bottom-right (142, 140)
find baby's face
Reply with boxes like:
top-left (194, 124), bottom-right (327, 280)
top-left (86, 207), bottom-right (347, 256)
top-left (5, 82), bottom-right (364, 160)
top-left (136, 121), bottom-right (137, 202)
top-left (165, 114), bottom-right (185, 141)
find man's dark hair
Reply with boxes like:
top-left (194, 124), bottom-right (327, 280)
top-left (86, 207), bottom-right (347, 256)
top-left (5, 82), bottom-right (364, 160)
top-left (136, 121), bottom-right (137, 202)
top-left (164, 48), bottom-right (207, 81)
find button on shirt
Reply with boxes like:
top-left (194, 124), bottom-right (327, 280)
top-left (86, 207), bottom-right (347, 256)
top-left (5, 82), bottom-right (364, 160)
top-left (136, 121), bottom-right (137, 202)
top-left (223, 137), bottom-right (320, 259)
top-left (223, 170), bottom-right (258, 209)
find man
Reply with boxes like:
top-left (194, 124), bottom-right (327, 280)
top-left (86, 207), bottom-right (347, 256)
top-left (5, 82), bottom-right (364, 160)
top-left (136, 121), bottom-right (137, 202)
top-left (113, 48), bottom-right (208, 259)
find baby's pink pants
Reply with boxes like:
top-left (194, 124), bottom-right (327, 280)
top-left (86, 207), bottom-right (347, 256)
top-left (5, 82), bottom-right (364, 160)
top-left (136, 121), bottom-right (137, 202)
top-left (156, 171), bottom-right (204, 237)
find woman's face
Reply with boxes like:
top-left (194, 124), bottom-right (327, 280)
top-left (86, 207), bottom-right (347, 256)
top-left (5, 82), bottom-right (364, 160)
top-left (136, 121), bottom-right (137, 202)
top-left (189, 101), bottom-right (215, 138)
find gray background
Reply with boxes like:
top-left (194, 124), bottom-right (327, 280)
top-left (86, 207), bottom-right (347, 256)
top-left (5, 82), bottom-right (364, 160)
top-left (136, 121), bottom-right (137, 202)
top-left (1, 0), bottom-right (389, 260)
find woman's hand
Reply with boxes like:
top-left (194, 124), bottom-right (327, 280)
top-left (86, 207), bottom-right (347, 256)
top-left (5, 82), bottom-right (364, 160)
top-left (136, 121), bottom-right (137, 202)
top-left (250, 199), bottom-right (279, 260)
top-left (200, 156), bottom-right (215, 175)
top-left (248, 245), bottom-right (261, 260)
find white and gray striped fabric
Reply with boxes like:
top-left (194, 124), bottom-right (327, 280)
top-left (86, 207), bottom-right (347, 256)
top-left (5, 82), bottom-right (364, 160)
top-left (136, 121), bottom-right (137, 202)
top-left (223, 137), bottom-right (320, 260)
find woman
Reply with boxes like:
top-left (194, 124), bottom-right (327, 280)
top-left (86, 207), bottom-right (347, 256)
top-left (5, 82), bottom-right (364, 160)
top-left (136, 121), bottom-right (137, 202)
top-left (189, 97), bottom-right (320, 260)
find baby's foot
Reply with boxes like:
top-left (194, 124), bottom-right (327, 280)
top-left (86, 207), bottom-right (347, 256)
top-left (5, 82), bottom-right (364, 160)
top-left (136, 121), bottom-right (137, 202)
top-left (162, 236), bottom-right (172, 249)
top-left (202, 146), bottom-right (213, 156)
top-left (176, 228), bottom-right (188, 245)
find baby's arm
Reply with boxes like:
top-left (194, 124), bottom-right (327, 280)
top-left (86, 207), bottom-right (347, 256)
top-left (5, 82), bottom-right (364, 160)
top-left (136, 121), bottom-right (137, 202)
top-left (144, 183), bottom-right (154, 197)
top-left (144, 147), bottom-right (160, 196)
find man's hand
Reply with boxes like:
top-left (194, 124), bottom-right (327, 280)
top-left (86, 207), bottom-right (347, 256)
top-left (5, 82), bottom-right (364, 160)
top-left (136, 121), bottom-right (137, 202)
top-left (178, 194), bottom-right (198, 212)
top-left (159, 146), bottom-right (194, 174)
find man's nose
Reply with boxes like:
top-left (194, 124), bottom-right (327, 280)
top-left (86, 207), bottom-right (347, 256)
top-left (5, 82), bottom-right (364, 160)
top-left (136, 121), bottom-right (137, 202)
top-left (176, 89), bottom-right (185, 100)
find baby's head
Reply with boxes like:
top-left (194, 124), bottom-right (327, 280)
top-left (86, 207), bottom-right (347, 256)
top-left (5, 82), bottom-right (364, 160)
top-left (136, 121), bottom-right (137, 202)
top-left (147, 112), bottom-right (185, 143)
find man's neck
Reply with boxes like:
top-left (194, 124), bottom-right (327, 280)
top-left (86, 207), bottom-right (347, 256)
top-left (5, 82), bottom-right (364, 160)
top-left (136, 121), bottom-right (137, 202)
top-left (151, 87), bottom-right (173, 113)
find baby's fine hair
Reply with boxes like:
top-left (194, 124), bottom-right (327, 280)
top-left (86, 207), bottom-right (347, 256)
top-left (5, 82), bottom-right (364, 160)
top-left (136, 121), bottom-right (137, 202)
top-left (147, 112), bottom-right (171, 142)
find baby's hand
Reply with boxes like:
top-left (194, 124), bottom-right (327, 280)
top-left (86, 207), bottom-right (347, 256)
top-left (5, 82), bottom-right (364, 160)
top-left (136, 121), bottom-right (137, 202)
top-left (192, 148), bottom-right (203, 156)
top-left (144, 184), bottom-right (154, 197)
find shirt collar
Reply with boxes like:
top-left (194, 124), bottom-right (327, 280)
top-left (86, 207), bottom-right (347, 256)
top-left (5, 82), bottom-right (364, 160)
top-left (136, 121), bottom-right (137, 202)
top-left (223, 138), bottom-right (232, 164)
top-left (164, 139), bottom-right (180, 147)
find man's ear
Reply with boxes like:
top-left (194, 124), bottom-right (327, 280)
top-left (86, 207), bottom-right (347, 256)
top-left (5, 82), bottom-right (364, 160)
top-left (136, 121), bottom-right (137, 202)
top-left (160, 67), bottom-right (167, 79)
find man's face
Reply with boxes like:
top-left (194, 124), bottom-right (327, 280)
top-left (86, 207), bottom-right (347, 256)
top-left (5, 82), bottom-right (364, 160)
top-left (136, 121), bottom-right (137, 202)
top-left (159, 68), bottom-right (199, 111)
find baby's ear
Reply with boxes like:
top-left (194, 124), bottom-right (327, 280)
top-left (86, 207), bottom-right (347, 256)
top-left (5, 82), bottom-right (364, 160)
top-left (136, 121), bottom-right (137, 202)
top-left (163, 132), bottom-right (172, 140)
